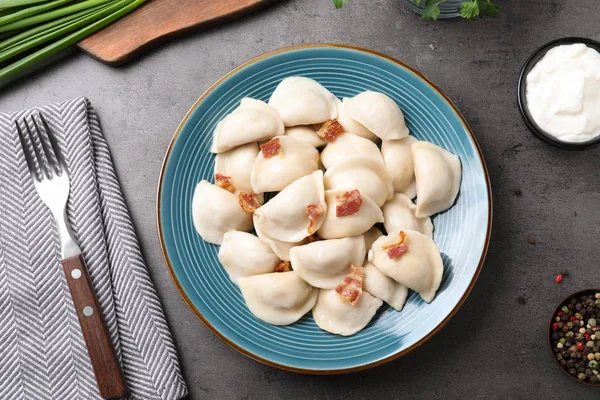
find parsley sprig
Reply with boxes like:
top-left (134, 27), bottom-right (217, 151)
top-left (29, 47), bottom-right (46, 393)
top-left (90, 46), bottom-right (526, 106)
top-left (334, 0), bottom-right (500, 20)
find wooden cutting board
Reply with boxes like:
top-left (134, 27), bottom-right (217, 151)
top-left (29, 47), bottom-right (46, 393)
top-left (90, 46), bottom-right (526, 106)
top-left (77, 0), bottom-right (274, 65)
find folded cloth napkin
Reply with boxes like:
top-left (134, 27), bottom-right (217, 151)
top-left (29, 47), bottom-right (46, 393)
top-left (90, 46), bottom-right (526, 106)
top-left (0, 98), bottom-right (188, 400)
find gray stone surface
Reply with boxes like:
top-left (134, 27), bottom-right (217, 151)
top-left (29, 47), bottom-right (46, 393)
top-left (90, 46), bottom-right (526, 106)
top-left (1, 0), bottom-right (600, 398)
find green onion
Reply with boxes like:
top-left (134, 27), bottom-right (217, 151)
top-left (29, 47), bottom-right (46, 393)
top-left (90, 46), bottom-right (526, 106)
top-left (0, 0), bottom-right (146, 80)
top-left (0, 1), bottom-right (124, 62)
top-left (0, 0), bottom-right (51, 8)
top-left (0, 0), bottom-right (114, 32)
top-left (0, 0), bottom-right (73, 26)
top-left (0, 0), bottom-right (145, 80)
top-left (0, 4), bottom-right (105, 61)
top-left (0, 7), bottom-right (26, 18)
top-left (0, 2), bottom-right (107, 50)
top-left (0, 27), bottom-right (22, 40)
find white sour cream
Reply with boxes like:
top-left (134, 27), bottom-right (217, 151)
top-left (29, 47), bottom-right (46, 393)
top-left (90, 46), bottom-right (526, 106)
top-left (526, 43), bottom-right (600, 143)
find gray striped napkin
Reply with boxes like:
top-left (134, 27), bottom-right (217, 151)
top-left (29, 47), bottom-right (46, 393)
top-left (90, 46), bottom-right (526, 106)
top-left (0, 98), bottom-right (187, 400)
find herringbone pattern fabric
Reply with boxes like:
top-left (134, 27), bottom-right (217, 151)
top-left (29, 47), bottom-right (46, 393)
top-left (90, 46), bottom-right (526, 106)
top-left (0, 98), bottom-right (187, 400)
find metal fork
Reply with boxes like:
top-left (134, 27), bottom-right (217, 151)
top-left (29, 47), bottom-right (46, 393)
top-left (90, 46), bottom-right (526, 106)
top-left (16, 114), bottom-right (128, 400)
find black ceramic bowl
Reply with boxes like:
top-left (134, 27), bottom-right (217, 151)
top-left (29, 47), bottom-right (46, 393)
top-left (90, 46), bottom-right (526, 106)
top-left (518, 37), bottom-right (600, 151)
top-left (548, 289), bottom-right (600, 386)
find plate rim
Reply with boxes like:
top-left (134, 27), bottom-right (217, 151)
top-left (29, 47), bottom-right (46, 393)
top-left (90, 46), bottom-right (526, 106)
top-left (156, 43), bottom-right (493, 375)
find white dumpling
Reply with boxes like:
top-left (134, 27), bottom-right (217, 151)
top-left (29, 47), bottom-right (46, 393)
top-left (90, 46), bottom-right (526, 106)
top-left (312, 289), bottom-right (382, 336)
top-left (320, 133), bottom-right (383, 170)
top-left (382, 193), bottom-right (433, 238)
top-left (342, 91), bottom-right (409, 140)
top-left (284, 126), bottom-right (327, 148)
top-left (214, 142), bottom-right (259, 194)
top-left (363, 262), bottom-right (408, 311)
top-left (211, 98), bottom-right (284, 153)
top-left (290, 236), bottom-right (366, 289)
top-left (253, 214), bottom-right (307, 261)
top-left (370, 230), bottom-right (443, 303)
top-left (381, 136), bottom-right (418, 198)
top-left (323, 156), bottom-right (393, 207)
top-left (254, 171), bottom-right (326, 243)
top-left (191, 181), bottom-right (253, 245)
top-left (219, 231), bottom-right (280, 285)
top-left (318, 189), bottom-right (384, 239)
top-left (412, 141), bottom-right (462, 218)
top-left (239, 271), bottom-right (317, 325)
top-left (362, 227), bottom-right (383, 254)
top-left (336, 99), bottom-right (378, 142)
top-left (251, 135), bottom-right (319, 193)
top-left (268, 77), bottom-right (337, 126)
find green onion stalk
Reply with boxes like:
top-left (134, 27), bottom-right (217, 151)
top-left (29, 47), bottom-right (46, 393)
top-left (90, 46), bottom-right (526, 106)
top-left (0, 0), bottom-right (147, 80)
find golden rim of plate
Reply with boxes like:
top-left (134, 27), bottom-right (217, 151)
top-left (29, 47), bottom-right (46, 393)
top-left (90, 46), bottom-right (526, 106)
top-left (156, 43), bottom-right (493, 375)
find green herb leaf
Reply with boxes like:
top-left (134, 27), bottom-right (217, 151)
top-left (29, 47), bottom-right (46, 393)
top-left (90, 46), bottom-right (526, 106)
top-left (459, 0), bottom-right (479, 18)
top-left (333, 0), bottom-right (349, 8)
top-left (479, 0), bottom-right (500, 17)
top-left (420, 0), bottom-right (443, 20)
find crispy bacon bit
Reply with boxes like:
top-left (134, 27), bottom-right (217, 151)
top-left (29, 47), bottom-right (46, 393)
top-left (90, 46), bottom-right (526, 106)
top-left (307, 233), bottom-right (321, 243)
top-left (335, 189), bottom-right (362, 217)
top-left (238, 192), bottom-right (261, 213)
top-left (274, 261), bottom-right (291, 273)
top-left (306, 204), bottom-right (324, 234)
top-left (215, 173), bottom-right (236, 193)
top-left (382, 231), bottom-right (409, 259)
top-left (260, 137), bottom-right (282, 158)
top-left (335, 265), bottom-right (364, 305)
top-left (316, 119), bottom-right (344, 143)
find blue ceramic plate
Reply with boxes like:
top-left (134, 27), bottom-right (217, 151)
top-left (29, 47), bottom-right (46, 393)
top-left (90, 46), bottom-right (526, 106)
top-left (158, 44), bottom-right (492, 374)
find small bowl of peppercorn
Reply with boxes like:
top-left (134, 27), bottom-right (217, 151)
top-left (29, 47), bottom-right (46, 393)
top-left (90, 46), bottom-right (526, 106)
top-left (549, 289), bottom-right (600, 385)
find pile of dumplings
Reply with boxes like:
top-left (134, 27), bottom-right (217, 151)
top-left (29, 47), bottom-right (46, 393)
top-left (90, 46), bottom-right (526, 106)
top-left (192, 76), bottom-right (462, 336)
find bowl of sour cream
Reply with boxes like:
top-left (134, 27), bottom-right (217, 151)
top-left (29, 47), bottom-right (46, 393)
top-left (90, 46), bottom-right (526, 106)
top-left (518, 37), bottom-right (600, 150)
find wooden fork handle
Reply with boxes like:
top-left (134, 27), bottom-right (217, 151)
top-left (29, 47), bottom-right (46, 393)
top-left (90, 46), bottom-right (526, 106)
top-left (62, 254), bottom-right (129, 399)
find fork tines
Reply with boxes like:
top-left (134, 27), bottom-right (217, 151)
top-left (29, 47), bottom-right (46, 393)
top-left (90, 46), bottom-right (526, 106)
top-left (16, 113), bottom-right (64, 182)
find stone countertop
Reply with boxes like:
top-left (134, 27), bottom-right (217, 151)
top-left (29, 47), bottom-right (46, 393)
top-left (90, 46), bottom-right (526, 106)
top-left (2, 0), bottom-right (599, 398)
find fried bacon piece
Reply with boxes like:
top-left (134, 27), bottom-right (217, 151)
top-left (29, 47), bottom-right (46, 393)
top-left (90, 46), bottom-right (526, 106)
top-left (215, 173), bottom-right (236, 193)
top-left (335, 265), bottom-right (364, 305)
top-left (382, 231), bottom-right (409, 259)
top-left (274, 261), bottom-right (291, 273)
top-left (306, 203), bottom-right (324, 234)
top-left (238, 192), bottom-right (261, 213)
top-left (316, 119), bottom-right (344, 143)
top-left (335, 189), bottom-right (362, 217)
top-left (260, 137), bottom-right (282, 158)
